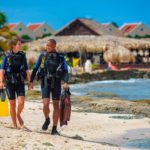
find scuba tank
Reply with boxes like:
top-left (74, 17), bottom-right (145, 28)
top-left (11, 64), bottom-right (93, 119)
top-left (38, 52), bottom-right (65, 88)
top-left (5, 51), bottom-right (27, 84)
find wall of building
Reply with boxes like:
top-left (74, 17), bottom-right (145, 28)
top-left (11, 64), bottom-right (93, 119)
top-left (34, 24), bottom-right (54, 38)
top-left (12, 23), bottom-right (35, 40)
top-left (127, 24), bottom-right (150, 37)
top-left (106, 24), bottom-right (123, 36)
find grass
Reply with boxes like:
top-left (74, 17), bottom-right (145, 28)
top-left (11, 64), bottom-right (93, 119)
top-left (133, 100), bottom-right (150, 104)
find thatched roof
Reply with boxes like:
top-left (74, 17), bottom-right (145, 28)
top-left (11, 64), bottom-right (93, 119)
top-left (104, 46), bottom-right (135, 63)
top-left (26, 35), bottom-right (150, 53)
top-left (55, 18), bottom-right (112, 36)
top-left (0, 36), bottom-right (6, 41)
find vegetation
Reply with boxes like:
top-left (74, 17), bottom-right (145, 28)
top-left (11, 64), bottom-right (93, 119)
top-left (28, 57), bottom-right (36, 69)
top-left (111, 21), bottom-right (119, 28)
top-left (92, 63), bottom-right (97, 70)
top-left (36, 33), bottom-right (52, 40)
top-left (22, 44), bottom-right (28, 51)
top-left (128, 34), bottom-right (150, 39)
top-left (42, 33), bottom-right (52, 38)
top-left (0, 12), bottom-right (17, 64)
top-left (0, 40), bottom-right (9, 51)
top-left (0, 11), bottom-right (7, 28)
top-left (0, 12), bottom-right (17, 54)
top-left (21, 34), bottom-right (32, 41)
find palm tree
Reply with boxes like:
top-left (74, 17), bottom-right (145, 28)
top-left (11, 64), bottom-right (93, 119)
top-left (0, 12), bottom-right (7, 28)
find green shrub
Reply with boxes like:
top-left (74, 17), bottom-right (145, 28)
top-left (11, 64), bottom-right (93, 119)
top-left (128, 34), bottom-right (150, 39)
top-left (28, 57), bottom-right (36, 69)
top-left (21, 35), bottom-right (32, 41)
top-left (29, 63), bottom-right (35, 69)
top-left (144, 35), bottom-right (150, 38)
top-left (0, 58), bottom-right (2, 65)
top-left (92, 64), bottom-right (97, 70)
top-left (36, 33), bottom-right (52, 40)
top-left (22, 45), bottom-right (28, 51)
top-left (42, 33), bottom-right (52, 38)
top-left (134, 35), bottom-right (141, 39)
top-left (0, 40), bottom-right (9, 51)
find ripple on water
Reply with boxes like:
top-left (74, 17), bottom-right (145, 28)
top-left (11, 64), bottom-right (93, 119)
top-left (123, 138), bottom-right (150, 150)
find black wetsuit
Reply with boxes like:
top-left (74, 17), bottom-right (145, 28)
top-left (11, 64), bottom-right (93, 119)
top-left (1, 51), bottom-right (28, 100)
top-left (30, 51), bottom-right (69, 100)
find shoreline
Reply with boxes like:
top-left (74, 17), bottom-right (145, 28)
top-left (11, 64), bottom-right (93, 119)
top-left (0, 75), bottom-right (148, 149)
top-left (68, 70), bottom-right (150, 84)
top-left (30, 70), bottom-right (150, 85)
top-left (0, 100), bottom-right (150, 150)
top-left (26, 80), bottom-right (150, 118)
top-left (71, 95), bottom-right (150, 118)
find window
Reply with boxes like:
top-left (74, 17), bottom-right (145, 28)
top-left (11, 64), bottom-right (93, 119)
top-left (19, 28), bottom-right (22, 31)
top-left (140, 28), bottom-right (144, 31)
top-left (43, 28), bottom-right (47, 32)
top-left (109, 28), bottom-right (112, 31)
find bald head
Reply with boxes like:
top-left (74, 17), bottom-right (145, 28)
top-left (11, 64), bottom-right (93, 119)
top-left (47, 39), bottom-right (56, 45)
top-left (46, 39), bottom-right (56, 52)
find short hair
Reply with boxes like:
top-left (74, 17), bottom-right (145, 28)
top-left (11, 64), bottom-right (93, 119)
top-left (47, 39), bottom-right (56, 45)
top-left (9, 36), bottom-right (22, 49)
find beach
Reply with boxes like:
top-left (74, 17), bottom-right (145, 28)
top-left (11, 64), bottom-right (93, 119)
top-left (0, 95), bottom-right (150, 150)
top-left (0, 79), bottom-right (150, 150)
top-left (1, 0), bottom-right (150, 149)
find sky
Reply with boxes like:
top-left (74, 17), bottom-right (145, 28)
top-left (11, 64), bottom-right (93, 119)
top-left (0, 0), bottom-right (150, 30)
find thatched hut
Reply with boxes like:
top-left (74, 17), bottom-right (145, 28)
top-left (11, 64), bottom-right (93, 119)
top-left (0, 36), bottom-right (6, 41)
top-left (104, 46), bottom-right (135, 63)
top-left (26, 35), bottom-right (150, 67)
top-left (55, 18), bottom-right (112, 36)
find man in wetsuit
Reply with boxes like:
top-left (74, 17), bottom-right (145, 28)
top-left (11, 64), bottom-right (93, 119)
top-left (30, 39), bottom-right (69, 135)
top-left (0, 37), bottom-right (31, 128)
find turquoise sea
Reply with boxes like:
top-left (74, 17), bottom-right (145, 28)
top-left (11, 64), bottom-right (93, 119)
top-left (70, 79), bottom-right (150, 100)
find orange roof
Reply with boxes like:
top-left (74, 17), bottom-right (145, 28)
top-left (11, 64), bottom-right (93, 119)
top-left (120, 24), bottom-right (139, 34)
top-left (6, 24), bottom-right (18, 29)
top-left (27, 24), bottom-right (42, 31)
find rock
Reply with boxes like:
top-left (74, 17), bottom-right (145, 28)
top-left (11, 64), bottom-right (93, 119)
top-left (73, 95), bottom-right (150, 118)
top-left (69, 70), bottom-right (150, 84)
top-left (143, 74), bottom-right (149, 79)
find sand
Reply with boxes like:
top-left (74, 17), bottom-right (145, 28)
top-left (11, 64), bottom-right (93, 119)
top-left (0, 100), bottom-right (150, 150)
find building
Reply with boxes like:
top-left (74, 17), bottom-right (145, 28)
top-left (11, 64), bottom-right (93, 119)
top-left (102, 23), bottom-right (123, 36)
top-left (119, 22), bottom-right (150, 37)
top-left (6, 23), bottom-right (35, 41)
top-left (27, 23), bottom-right (54, 38)
top-left (55, 18), bottom-right (113, 36)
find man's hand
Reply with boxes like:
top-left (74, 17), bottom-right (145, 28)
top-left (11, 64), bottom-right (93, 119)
top-left (28, 82), bottom-right (34, 90)
top-left (63, 83), bottom-right (69, 90)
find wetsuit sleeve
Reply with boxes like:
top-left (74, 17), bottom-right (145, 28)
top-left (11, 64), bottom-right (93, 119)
top-left (1, 55), bottom-right (7, 70)
top-left (30, 54), bottom-right (43, 82)
top-left (62, 57), bottom-right (69, 83)
top-left (24, 55), bottom-right (29, 70)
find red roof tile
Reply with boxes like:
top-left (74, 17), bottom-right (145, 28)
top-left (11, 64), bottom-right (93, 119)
top-left (6, 24), bottom-right (18, 29)
top-left (28, 24), bottom-right (42, 31)
top-left (120, 24), bottom-right (139, 34)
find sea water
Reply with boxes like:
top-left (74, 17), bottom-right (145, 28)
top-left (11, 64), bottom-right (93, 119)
top-left (70, 79), bottom-right (150, 100)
